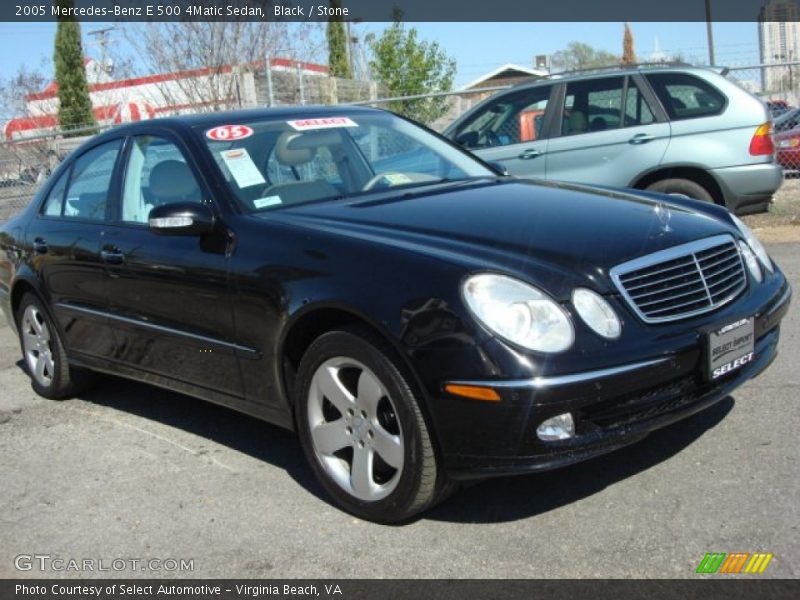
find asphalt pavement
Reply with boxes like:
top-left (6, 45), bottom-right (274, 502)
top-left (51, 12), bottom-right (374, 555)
top-left (0, 243), bottom-right (798, 579)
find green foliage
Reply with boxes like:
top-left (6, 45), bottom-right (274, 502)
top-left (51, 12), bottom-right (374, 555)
top-left (551, 42), bottom-right (620, 72)
top-left (326, 1), bottom-right (352, 79)
top-left (53, 0), bottom-right (96, 134)
top-left (368, 21), bottom-right (456, 125)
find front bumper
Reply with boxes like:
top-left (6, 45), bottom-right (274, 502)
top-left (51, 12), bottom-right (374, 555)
top-left (435, 281), bottom-right (791, 480)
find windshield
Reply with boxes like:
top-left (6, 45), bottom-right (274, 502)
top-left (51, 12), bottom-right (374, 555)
top-left (198, 112), bottom-right (495, 211)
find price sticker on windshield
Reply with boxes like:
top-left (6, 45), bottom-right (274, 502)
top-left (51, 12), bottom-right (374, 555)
top-left (206, 125), bottom-right (254, 141)
top-left (287, 117), bottom-right (358, 131)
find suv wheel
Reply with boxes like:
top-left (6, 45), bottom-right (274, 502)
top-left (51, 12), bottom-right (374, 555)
top-left (645, 178), bottom-right (714, 203)
top-left (295, 327), bottom-right (450, 523)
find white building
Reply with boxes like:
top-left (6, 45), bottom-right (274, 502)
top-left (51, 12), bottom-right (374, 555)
top-left (758, 0), bottom-right (800, 94)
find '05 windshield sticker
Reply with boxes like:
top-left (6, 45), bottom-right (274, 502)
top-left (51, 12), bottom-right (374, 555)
top-left (287, 117), bottom-right (358, 131)
top-left (206, 124), bottom-right (254, 141)
top-left (220, 148), bottom-right (266, 188)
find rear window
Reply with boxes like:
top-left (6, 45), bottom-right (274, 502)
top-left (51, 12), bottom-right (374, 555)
top-left (645, 73), bottom-right (726, 121)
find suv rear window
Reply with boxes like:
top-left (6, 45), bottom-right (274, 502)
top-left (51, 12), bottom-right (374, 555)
top-left (645, 73), bottom-right (725, 120)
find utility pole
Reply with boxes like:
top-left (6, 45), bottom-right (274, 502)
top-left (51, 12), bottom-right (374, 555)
top-left (87, 26), bottom-right (115, 76)
top-left (704, 0), bottom-right (715, 65)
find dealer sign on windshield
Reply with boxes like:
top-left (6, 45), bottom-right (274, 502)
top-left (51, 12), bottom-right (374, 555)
top-left (707, 317), bottom-right (755, 380)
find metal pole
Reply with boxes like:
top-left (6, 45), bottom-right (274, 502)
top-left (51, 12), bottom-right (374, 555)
top-left (265, 54), bottom-right (274, 106)
top-left (297, 62), bottom-right (306, 105)
top-left (705, 0), bottom-right (715, 65)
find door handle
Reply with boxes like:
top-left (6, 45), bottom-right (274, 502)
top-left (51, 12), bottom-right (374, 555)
top-left (100, 248), bottom-right (125, 265)
top-left (33, 238), bottom-right (48, 254)
top-left (629, 133), bottom-right (655, 144)
top-left (518, 148), bottom-right (543, 160)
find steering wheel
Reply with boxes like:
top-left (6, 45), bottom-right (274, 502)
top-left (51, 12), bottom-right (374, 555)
top-left (362, 172), bottom-right (406, 191)
top-left (482, 130), bottom-right (502, 147)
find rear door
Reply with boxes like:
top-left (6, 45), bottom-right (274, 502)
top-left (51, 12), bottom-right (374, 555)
top-left (544, 75), bottom-right (671, 187)
top-left (25, 139), bottom-right (123, 359)
top-left (447, 84), bottom-right (556, 179)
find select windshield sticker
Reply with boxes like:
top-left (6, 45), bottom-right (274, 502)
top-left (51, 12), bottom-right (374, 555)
top-left (220, 148), bottom-right (266, 188)
top-left (206, 124), bottom-right (254, 141)
top-left (253, 196), bottom-right (283, 209)
top-left (287, 117), bottom-right (358, 131)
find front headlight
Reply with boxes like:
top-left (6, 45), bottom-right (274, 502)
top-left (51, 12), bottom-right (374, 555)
top-left (462, 274), bottom-right (574, 353)
top-left (731, 214), bottom-right (774, 274)
top-left (572, 288), bottom-right (622, 339)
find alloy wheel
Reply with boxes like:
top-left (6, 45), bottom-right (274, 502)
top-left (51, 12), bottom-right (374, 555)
top-left (21, 305), bottom-right (55, 387)
top-left (307, 357), bottom-right (404, 502)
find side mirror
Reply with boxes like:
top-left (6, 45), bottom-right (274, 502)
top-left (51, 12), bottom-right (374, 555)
top-left (148, 202), bottom-right (215, 236)
top-left (488, 161), bottom-right (509, 176)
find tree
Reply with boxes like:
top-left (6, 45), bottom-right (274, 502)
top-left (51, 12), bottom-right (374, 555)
top-left (621, 23), bottom-right (637, 65)
top-left (551, 42), bottom-right (619, 72)
top-left (53, 0), bottom-right (96, 133)
top-left (123, 21), bottom-right (323, 111)
top-left (368, 21), bottom-right (456, 125)
top-left (326, 1), bottom-right (352, 78)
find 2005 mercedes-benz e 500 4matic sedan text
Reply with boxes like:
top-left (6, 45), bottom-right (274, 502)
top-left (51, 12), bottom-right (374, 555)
top-left (0, 106), bottom-right (791, 522)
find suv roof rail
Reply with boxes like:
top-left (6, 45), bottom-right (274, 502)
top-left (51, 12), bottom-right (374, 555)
top-left (511, 61), bottom-right (711, 87)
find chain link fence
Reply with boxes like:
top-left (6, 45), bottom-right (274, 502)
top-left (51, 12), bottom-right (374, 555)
top-left (2, 62), bottom-right (799, 222)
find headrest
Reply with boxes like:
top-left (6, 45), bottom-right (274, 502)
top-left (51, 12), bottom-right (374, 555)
top-left (275, 132), bottom-right (315, 166)
top-left (149, 160), bottom-right (199, 200)
top-left (275, 130), bottom-right (344, 166)
top-left (568, 111), bottom-right (587, 134)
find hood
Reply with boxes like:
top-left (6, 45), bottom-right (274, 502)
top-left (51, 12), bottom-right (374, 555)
top-left (264, 179), bottom-right (736, 299)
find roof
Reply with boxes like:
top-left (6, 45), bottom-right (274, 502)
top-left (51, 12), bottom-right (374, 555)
top-left (461, 64), bottom-right (549, 91)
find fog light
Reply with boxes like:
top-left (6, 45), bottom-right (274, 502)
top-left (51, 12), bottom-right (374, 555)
top-left (536, 413), bottom-right (575, 441)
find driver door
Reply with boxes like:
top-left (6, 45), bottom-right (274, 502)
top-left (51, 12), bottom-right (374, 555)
top-left (449, 85), bottom-right (555, 179)
top-left (100, 133), bottom-right (243, 397)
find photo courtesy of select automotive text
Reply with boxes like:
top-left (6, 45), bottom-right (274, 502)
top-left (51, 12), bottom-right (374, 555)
top-left (0, 0), bottom-right (798, 597)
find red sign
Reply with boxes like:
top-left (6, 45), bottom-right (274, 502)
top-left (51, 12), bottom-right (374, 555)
top-left (205, 125), bottom-right (254, 141)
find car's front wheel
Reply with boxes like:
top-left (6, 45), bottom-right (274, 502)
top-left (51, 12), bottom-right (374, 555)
top-left (295, 328), bottom-right (450, 522)
top-left (16, 293), bottom-right (91, 399)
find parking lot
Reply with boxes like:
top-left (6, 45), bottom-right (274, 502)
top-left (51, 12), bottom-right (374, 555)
top-left (0, 243), bottom-right (797, 579)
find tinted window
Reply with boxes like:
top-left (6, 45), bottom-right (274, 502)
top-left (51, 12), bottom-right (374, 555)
top-left (41, 169), bottom-right (69, 216)
top-left (562, 77), bottom-right (624, 135)
top-left (646, 73), bottom-right (725, 120)
top-left (624, 81), bottom-right (655, 126)
top-left (63, 140), bottom-right (122, 221)
top-left (121, 136), bottom-right (202, 223)
top-left (451, 85), bottom-right (552, 148)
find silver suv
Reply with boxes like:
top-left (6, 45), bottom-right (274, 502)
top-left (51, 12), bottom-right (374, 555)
top-left (444, 65), bottom-right (782, 214)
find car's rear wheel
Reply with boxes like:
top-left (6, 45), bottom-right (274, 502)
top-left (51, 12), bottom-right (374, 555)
top-left (645, 178), bottom-right (714, 203)
top-left (16, 293), bottom-right (91, 400)
top-left (294, 328), bottom-right (449, 522)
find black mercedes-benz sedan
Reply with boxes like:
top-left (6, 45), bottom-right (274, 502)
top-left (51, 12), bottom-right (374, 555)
top-left (0, 106), bottom-right (791, 522)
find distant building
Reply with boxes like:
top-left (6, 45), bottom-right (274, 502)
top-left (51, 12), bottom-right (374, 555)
top-left (460, 63), bottom-right (549, 91)
top-left (758, 0), bottom-right (800, 93)
top-left (4, 57), bottom-right (330, 141)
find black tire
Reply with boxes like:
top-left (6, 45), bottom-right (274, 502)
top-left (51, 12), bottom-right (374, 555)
top-left (15, 292), bottom-right (92, 400)
top-left (645, 178), bottom-right (715, 203)
top-left (294, 327), bottom-right (450, 523)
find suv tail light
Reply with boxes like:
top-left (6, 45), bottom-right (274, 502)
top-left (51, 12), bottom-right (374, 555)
top-left (749, 122), bottom-right (775, 156)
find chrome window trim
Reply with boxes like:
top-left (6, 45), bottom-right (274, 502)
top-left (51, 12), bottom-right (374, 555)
top-left (610, 234), bottom-right (747, 324)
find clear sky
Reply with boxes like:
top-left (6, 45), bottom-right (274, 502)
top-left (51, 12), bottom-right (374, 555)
top-left (0, 21), bottom-right (761, 92)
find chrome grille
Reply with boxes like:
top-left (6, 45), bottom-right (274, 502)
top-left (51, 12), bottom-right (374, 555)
top-left (610, 235), bottom-right (747, 323)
